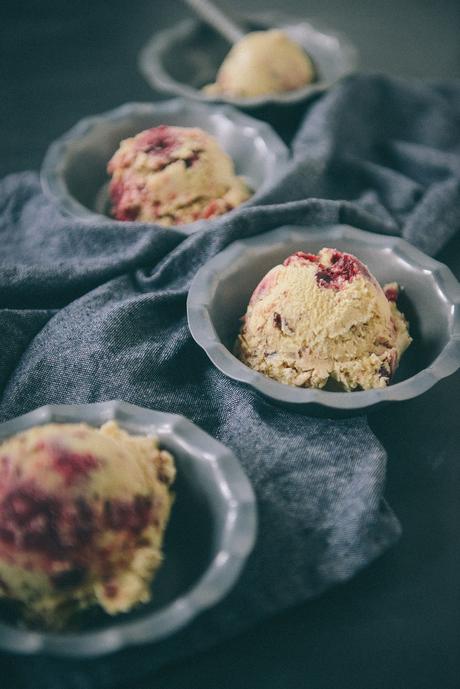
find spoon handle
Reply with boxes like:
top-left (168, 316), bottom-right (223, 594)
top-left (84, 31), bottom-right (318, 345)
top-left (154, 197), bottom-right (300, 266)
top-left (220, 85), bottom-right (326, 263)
top-left (183, 0), bottom-right (245, 44)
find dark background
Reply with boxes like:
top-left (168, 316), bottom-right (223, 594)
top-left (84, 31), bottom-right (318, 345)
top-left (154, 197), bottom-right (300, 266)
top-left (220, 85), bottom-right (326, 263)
top-left (1, 1), bottom-right (460, 688)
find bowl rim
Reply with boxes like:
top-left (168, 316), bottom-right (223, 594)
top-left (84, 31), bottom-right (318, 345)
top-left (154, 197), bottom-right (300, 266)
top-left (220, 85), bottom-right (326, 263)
top-left (186, 224), bottom-right (460, 412)
top-left (0, 400), bottom-right (257, 657)
top-left (40, 98), bottom-right (289, 234)
top-left (138, 11), bottom-right (359, 109)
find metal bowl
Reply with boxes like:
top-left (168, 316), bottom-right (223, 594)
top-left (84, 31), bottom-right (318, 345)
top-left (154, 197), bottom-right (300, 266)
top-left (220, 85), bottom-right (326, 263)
top-left (0, 401), bottom-right (257, 657)
top-left (40, 99), bottom-right (288, 233)
top-left (187, 225), bottom-right (460, 416)
top-left (139, 12), bottom-right (358, 110)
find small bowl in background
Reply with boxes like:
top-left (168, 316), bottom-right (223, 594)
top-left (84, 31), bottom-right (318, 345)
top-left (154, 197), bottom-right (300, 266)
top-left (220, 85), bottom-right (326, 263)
top-left (0, 401), bottom-right (257, 657)
top-left (187, 225), bottom-right (460, 416)
top-left (138, 11), bottom-right (358, 110)
top-left (40, 99), bottom-right (289, 233)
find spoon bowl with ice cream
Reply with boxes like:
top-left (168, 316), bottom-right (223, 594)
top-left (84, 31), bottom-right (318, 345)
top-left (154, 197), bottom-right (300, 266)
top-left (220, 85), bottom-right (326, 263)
top-left (139, 7), bottom-right (358, 108)
top-left (183, 0), bottom-right (316, 98)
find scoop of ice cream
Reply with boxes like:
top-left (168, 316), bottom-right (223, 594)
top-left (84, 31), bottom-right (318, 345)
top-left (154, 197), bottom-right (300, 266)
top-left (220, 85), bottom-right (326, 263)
top-left (107, 125), bottom-right (251, 225)
top-left (237, 248), bottom-right (412, 391)
top-left (204, 30), bottom-right (315, 98)
top-left (0, 421), bottom-right (175, 628)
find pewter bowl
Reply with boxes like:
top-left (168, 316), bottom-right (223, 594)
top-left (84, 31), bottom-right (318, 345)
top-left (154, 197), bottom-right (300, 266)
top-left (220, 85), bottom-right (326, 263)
top-left (187, 225), bottom-right (460, 416)
top-left (0, 401), bottom-right (256, 657)
top-left (40, 99), bottom-right (288, 233)
top-left (139, 12), bottom-right (358, 110)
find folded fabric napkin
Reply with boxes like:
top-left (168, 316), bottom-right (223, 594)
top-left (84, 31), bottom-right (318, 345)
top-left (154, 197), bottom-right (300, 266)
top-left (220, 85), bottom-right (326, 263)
top-left (0, 75), bottom-right (459, 689)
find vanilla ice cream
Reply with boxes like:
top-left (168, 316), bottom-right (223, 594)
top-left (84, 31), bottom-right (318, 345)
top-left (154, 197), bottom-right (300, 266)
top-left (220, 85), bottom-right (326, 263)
top-left (204, 30), bottom-right (315, 98)
top-left (107, 125), bottom-right (251, 225)
top-left (0, 421), bottom-right (175, 628)
top-left (237, 248), bottom-right (411, 391)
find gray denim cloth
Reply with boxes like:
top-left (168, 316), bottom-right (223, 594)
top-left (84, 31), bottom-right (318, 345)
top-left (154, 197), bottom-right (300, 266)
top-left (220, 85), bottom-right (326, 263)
top-left (0, 75), bottom-right (459, 689)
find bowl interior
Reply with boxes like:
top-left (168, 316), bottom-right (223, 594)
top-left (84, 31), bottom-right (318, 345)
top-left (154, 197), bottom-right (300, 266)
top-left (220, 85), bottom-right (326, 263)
top-left (61, 107), bottom-right (276, 219)
top-left (158, 16), bottom-right (353, 94)
top-left (208, 234), bottom-right (451, 387)
top-left (163, 23), bottom-right (230, 90)
top-left (0, 424), bottom-right (224, 633)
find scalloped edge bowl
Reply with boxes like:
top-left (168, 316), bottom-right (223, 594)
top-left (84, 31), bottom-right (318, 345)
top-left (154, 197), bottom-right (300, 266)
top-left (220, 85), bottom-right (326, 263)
top-left (187, 224), bottom-right (460, 415)
top-left (40, 99), bottom-right (289, 234)
top-left (0, 401), bottom-right (257, 657)
top-left (139, 11), bottom-right (358, 109)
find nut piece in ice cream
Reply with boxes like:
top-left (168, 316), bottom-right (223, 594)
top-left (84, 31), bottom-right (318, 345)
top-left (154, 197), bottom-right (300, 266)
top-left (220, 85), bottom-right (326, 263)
top-left (107, 125), bottom-right (251, 225)
top-left (204, 30), bottom-right (315, 98)
top-left (237, 248), bottom-right (412, 391)
top-left (0, 421), bottom-right (175, 628)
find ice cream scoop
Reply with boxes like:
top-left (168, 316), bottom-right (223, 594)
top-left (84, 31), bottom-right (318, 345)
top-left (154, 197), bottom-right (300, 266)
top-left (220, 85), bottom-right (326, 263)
top-left (204, 30), bottom-right (315, 98)
top-left (237, 248), bottom-right (411, 391)
top-left (107, 124), bottom-right (251, 225)
top-left (0, 421), bottom-right (175, 628)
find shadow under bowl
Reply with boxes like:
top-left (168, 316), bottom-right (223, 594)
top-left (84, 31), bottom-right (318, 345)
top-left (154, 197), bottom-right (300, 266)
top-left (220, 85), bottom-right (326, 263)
top-left (187, 225), bottom-right (460, 416)
top-left (40, 99), bottom-right (288, 233)
top-left (0, 401), bottom-right (257, 657)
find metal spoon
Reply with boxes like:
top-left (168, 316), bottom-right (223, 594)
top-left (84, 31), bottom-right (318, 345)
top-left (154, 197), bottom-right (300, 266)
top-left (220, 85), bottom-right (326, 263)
top-left (182, 0), bottom-right (245, 44)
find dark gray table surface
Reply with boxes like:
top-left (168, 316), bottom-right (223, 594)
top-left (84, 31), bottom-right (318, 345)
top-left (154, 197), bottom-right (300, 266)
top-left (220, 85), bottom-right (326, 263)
top-left (1, 2), bottom-right (459, 688)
